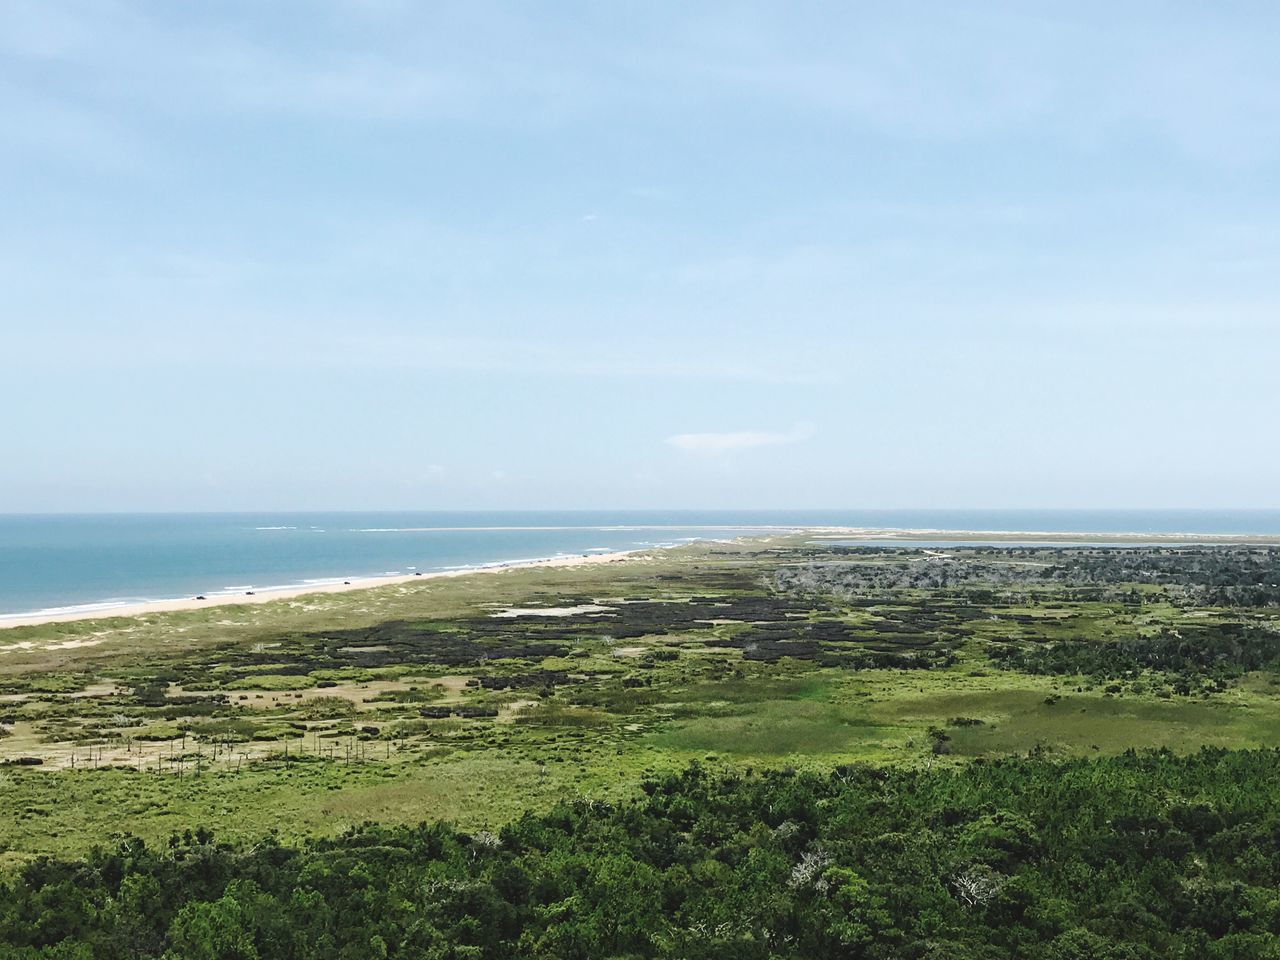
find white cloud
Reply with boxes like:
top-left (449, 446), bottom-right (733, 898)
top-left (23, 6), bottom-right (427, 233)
top-left (665, 422), bottom-right (815, 455)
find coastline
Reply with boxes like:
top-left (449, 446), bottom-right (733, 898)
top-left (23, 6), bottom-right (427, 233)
top-left (4, 524), bottom-right (1279, 632)
top-left (0, 549), bottom-right (640, 630)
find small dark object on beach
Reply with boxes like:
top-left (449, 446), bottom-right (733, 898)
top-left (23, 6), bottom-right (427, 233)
top-left (246, 591), bottom-right (255, 595)
top-left (195, 595), bottom-right (206, 600)
top-left (344, 581), bottom-right (351, 585)
top-left (415, 572), bottom-right (422, 576)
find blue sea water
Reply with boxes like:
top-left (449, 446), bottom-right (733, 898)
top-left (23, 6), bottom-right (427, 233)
top-left (1, 509), bottom-right (1278, 619)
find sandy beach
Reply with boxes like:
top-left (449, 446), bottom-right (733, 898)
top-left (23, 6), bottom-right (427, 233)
top-left (0, 549), bottom-right (639, 630)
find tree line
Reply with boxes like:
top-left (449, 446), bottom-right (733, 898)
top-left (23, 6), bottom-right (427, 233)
top-left (6, 749), bottom-right (1280, 958)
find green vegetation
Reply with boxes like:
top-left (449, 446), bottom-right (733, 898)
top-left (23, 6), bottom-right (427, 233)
top-left (987, 621), bottom-right (1280, 693)
top-left (8, 751), bottom-right (1280, 958)
top-left (1, 537), bottom-right (1280, 953)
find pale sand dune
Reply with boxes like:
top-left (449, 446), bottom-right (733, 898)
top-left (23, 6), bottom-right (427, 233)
top-left (490, 603), bottom-right (614, 618)
top-left (0, 550), bottom-right (639, 631)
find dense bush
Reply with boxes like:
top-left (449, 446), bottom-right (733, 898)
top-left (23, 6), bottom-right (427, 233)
top-left (989, 623), bottom-right (1280, 688)
top-left (774, 546), bottom-right (1280, 606)
top-left (7, 750), bottom-right (1280, 958)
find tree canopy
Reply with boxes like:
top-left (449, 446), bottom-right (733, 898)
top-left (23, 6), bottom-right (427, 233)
top-left (6, 749), bottom-right (1280, 958)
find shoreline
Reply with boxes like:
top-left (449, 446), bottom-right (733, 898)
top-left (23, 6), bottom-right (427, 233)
top-left (0, 550), bottom-right (641, 630)
top-left (3, 525), bottom-right (1279, 631)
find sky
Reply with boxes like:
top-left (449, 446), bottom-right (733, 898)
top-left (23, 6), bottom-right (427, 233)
top-left (2, 1), bottom-right (1278, 512)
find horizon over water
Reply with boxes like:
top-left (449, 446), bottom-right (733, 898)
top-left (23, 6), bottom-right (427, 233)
top-left (2, 509), bottom-right (1279, 619)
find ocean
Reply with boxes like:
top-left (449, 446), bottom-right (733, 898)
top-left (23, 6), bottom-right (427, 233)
top-left (1, 509), bottom-right (1278, 619)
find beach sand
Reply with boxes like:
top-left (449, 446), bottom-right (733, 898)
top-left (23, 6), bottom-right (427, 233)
top-left (0, 550), bottom-right (639, 630)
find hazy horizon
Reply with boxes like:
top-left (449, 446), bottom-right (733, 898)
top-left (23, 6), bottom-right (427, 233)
top-left (4, 507), bottom-right (1280, 517)
top-left (3, 2), bottom-right (1277, 511)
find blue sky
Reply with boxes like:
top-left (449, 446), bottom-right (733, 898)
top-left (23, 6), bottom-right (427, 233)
top-left (2, 1), bottom-right (1277, 511)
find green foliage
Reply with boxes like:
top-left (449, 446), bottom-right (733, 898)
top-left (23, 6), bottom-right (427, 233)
top-left (513, 702), bottom-right (610, 728)
top-left (989, 623), bottom-right (1280, 690)
top-left (6, 750), bottom-right (1280, 958)
top-left (225, 674), bottom-right (316, 691)
top-left (781, 545), bottom-right (1280, 607)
